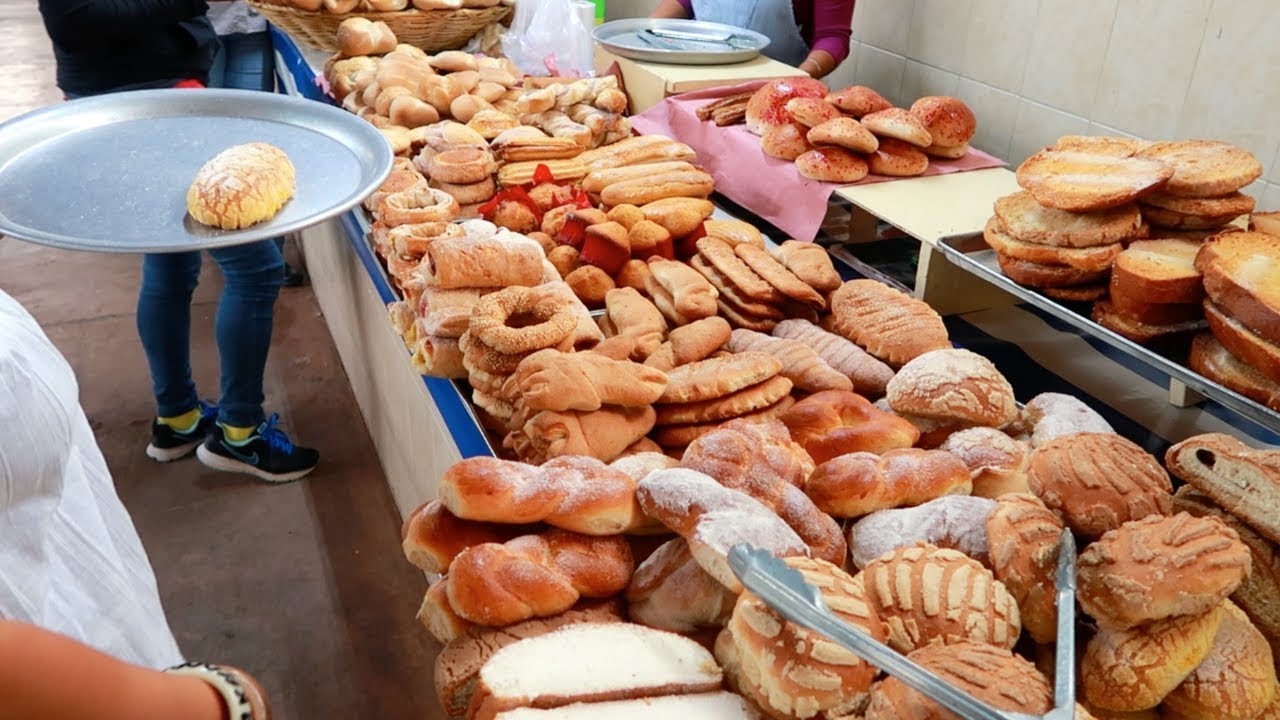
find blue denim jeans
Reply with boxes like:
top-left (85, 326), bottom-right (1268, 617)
top-left (137, 241), bottom-right (284, 427)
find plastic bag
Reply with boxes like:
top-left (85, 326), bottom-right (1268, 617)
top-left (502, 0), bottom-right (596, 77)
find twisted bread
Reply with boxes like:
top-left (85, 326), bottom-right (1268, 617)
top-left (805, 448), bottom-right (973, 518)
top-left (418, 578), bottom-right (474, 644)
top-left (779, 390), bottom-right (920, 465)
top-left (681, 419), bottom-right (846, 566)
top-left (446, 529), bottom-right (634, 627)
top-left (637, 468), bottom-right (809, 593)
top-left (625, 538), bottom-right (736, 633)
top-left (439, 456), bottom-right (647, 535)
top-left (402, 498), bottom-right (528, 574)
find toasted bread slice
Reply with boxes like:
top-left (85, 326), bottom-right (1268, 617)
top-left (493, 692), bottom-right (763, 719)
top-left (995, 252), bottom-right (1110, 288)
top-left (1092, 299), bottom-right (1207, 344)
top-left (1053, 135), bottom-right (1152, 157)
top-left (1110, 239), bottom-right (1205, 305)
top-left (1043, 284), bottom-right (1108, 302)
top-left (1196, 231), bottom-right (1280, 342)
top-left (1108, 293), bottom-right (1203, 326)
top-left (1204, 300), bottom-right (1280, 383)
top-left (1016, 149), bottom-right (1174, 212)
top-left (1189, 333), bottom-right (1280, 411)
top-left (1250, 211), bottom-right (1280, 238)
top-left (469, 623), bottom-right (723, 720)
top-left (993, 191), bottom-right (1142, 248)
top-left (1135, 140), bottom-right (1263, 198)
top-left (984, 216), bottom-right (1122, 271)
top-left (1142, 190), bottom-right (1256, 218)
top-left (1141, 203), bottom-right (1240, 230)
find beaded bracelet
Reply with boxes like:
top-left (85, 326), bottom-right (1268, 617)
top-left (164, 662), bottom-right (256, 720)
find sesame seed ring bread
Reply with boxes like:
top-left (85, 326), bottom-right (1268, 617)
top-left (658, 351), bottom-right (782, 404)
top-left (467, 287), bottom-right (578, 355)
top-left (995, 252), bottom-right (1111, 288)
top-left (1134, 140), bottom-right (1263, 198)
top-left (984, 217), bottom-right (1123, 272)
top-left (1016, 149), bottom-right (1175, 211)
top-left (859, 108), bottom-right (933, 148)
top-left (426, 146), bottom-right (496, 185)
top-left (993, 190), bottom-right (1143, 248)
top-left (379, 184), bottom-right (461, 226)
top-left (459, 331), bottom-right (531, 376)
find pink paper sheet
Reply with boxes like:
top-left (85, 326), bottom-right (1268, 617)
top-left (629, 81), bottom-right (1007, 243)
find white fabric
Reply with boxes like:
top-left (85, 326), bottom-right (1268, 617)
top-left (0, 289), bottom-right (183, 669)
top-left (207, 0), bottom-right (268, 36)
top-left (691, 0), bottom-right (810, 66)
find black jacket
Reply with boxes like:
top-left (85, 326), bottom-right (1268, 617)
top-left (38, 0), bottom-right (219, 96)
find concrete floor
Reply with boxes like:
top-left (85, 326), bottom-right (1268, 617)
top-left (2, 7), bottom-right (438, 719)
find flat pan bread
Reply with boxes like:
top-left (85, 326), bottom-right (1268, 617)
top-left (993, 190), bottom-right (1142, 248)
top-left (1016, 150), bottom-right (1174, 212)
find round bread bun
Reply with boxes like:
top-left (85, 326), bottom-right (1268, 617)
top-left (794, 147), bottom-right (870, 183)
top-left (427, 146), bottom-right (496, 185)
top-left (761, 122), bottom-right (815, 161)
top-left (432, 176), bottom-right (497, 205)
top-left (784, 96), bottom-right (843, 128)
top-left (825, 85), bottom-right (893, 117)
top-left (924, 141), bottom-right (969, 159)
top-left (909, 96), bottom-right (977, 148)
top-left (886, 347), bottom-right (1018, 427)
top-left (860, 107), bottom-right (934, 147)
top-left (867, 137), bottom-right (930, 177)
top-left (430, 50), bottom-right (477, 73)
top-left (745, 77), bottom-right (829, 136)
top-left (806, 117), bottom-right (879, 154)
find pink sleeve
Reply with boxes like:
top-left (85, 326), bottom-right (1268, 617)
top-left (678, 0), bottom-right (693, 15)
top-left (809, 0), bottom-right (854, 64)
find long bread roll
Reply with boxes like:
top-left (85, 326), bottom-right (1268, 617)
top-left (422, 233), bottom-right (544, 289)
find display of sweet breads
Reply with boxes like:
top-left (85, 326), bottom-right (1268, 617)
top-left (704, 78), bottom-right (976, 184)
top-left (400, 381), bottom-right (1280, 719)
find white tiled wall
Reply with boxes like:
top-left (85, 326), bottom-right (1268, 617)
top-left (845, 0), bottom-right (1280, 204)
top-left (604, 0), bottom-right (1280, 204)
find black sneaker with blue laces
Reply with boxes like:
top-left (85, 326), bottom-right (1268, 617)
top-left (196, 414), bottom-right (319, 483)
top-left (146, 400), bottom-right (218, 463)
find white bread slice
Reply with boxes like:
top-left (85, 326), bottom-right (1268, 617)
top-left (493, 692), bottom-right (762, 719)
top-left (469, 623), bottom-right (724, 720)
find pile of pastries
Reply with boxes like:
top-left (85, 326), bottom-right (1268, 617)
top-left (987, 134), bottom-right (1280, 410)
top-left (400, 365), bottom-right (1280, 718)
top-left (705, 78), bottom-right (977, 184)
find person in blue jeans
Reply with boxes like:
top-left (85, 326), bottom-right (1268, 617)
top-left (38, 0), bottom-right (319, 483)
top-left (207, 0), bottom-right (306, 287)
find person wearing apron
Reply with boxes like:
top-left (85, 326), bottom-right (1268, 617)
top-left (650, 0), bottom-right (854, 79)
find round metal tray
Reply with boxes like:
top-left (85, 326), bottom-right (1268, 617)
top-left (0, 89), bottom-right (394, 253)
top-left (594, 18), bottom-right (770, 65)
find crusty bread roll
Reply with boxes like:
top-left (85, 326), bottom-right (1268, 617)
top-left (468, 623), bottom-right (723, 720)
top-left (582, 161), bottom-right (697, 195)
top-left (985, 493), bottom-right (1063, 644)
top-left (730, 557), bottom-right (887, 718)
top-left (434, 600), bottom-right (625, 717)
top-left (794, 147), bottom-right (870, 183)
top-left (439, 455), bottom-right (647, 535)
top-left (862, 544), bottom-right (1021, 653)
top-left (599, 169), bottom-right (715, 207)
top-left (336, 17), bottom-right (398, 57)
top-left (402, 498), bottom-right (526, 574)
top-left (624, 538), bottom-right (736, 633)
top-left (745, 77), bottom-right (828, 135)
top-left (807, 117), bottom-right (879, 154)
top-left (1027, 432), bottom-right (1173, 538)
top-left (1078, 513), bottom-right (1252, 629)
top-left (848, 494), bottom-right (997, 570)
top-left (860, 108), bottom-right (933, 148)
top-left (761, 122), bottom-right (814, 161)
top-left (864, 642), bottom-right (1051, 720)
top-left (939, 427), bottom-right (1031, 498)
top-left (886, 348), bottom-right (1018, 428)
top-left (779, 390), bottom-right (918, 465)
top-left (867, 137), bottom-right (931, 176)
top-left (825, 85), bottom-right (892, 117)
top-left (804, 448), bottom-right (972, 518)
top-left (680, 418), bottom-right (846, 567)
top-left (446, 529), bottom-right (634, 627)
top-left (636, 468), bottom-right (809, 593)
top-left (1083, 603), bottom-right (1225, 712)
top-left (1021, 391), bottom-right (1115, 447)
top-left (784, 96), bottom-right (843, 128)
top-left (640, 197), bottom-right (715, 239)
top-left (828, 279), bottom-right (950, 367)
top-left (186, 143), bottom-right (295, 230)
top-left (1161, 601), bottom-right (1277, 720)
top-left (909, 96), bottom-right (977, 149)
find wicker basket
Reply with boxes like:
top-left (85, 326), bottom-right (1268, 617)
top-left (249, 2), bottom-right (512, 53)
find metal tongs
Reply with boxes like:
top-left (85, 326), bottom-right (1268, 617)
top-left (729, 530), bottom-right (1077, 720)
top-left (642, 27), bottom-right (757, 50)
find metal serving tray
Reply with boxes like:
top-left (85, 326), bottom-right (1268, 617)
top-left (594, 19), bottom-right (770, 65)
top-left (936, 231), bottom-right (1280, 431)
top-left (0, 89), bottom-right (393, 253)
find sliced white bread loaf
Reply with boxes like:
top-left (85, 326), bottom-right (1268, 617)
top-left (1110, 238), bottom-right (1205, 305)
top-left (493, 692), bottom-right (762, 719)
top-left (468, 623), bottom-right (724, 720)
top-left (1189, 333), bottom-right (1280, 411)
